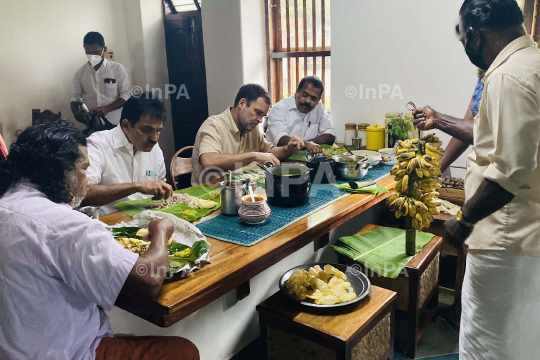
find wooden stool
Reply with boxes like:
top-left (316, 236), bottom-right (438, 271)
top-left (257, 286), bottom-right (396, 360)
top-left (336, 225), bottom-right (443, 359)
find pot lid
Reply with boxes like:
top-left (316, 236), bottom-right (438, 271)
top-left (366, 123), bottom-right (385, 132)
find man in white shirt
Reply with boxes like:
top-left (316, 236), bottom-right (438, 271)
top-left (413, 1), bottom-right (540, 358)
top-left (82, 95), bottom-right (173, 215)
top-left (71, 31), bottom-right (131, 126)
top-left (0, 121), bottom-right (199, 360)
top-left (266, 76), bottom-right (335, 153)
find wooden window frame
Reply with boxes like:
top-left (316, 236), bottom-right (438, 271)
top-left (265, 0), bottom-right (331, 105)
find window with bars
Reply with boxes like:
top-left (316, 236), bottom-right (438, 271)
top-left (265, 0), bottom-right (331, 108)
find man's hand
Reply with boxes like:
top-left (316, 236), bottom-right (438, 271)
top-left (287, 135), bottom-right (304, 151)
top-left (95, 105), bottom-right (111, 117)
top-left (443, 216), bottom-right (472, 251)
top-left (254, 152), bottom-right (280, 166)
top-left (136, 181), bottom-right (173, 200)
top-left (148, 218), bottom-right (175, 243)
top-left (412, 106), bottom-right (437, 131)
top-left (304, 141), bottom-right (322, 154)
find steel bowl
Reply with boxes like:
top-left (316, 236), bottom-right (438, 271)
top-left (279, 263), bottom-right (371, 308)
top-left (332, 155), bottom-right (370, 180)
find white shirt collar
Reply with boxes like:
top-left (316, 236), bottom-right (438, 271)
top-left (111, 125), bottom-right (133, 151)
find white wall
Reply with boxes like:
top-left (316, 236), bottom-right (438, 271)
top-left (331, 0), bottom-right (478, 176)
top-left (202, 0), bottom-right (245, 115)
top-left (0, 0), bottom-right (132, 147)
top-left (202, 0), bottom-right (268, 115)
top-left (129, 0), bottom-right (176, 171)
top-left (240, 0), bottom-right (268, 86)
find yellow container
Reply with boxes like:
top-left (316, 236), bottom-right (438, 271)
top-left (366, 124), bottom-right (385, 150)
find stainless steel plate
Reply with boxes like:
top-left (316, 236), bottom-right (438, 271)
top-left (278, 263), bottom-right (371, 308)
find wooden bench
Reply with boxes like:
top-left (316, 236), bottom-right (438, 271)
top-left (257, 286), bottom-right (397, 360)
top-left (337, 224), bottom-right (443, 358)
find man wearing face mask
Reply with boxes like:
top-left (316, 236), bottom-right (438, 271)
top-left (191, 84), bottom-right (304, 185)
top-left (266, 76), bottom-right (335, 154)
top-left (81, 94), bottom-right (173, 215)
top-left (71, 31), bottom-right (131, 127)
top-left (413, 1), bottom-right (540, 359)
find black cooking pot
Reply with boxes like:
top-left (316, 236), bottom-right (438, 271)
top-left (305, 153), bottom-right (336, 184)
top-left (260, 162), bottom-right (312, 208)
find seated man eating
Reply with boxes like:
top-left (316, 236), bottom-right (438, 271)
top-left (266, 76), bottom-right (335, 153)
top-left (0, 121), bottom-right (198, 360)
top-left (82, 94), bottom-right (173, 214)
top-left (191, 84), bottom-right (304, 185)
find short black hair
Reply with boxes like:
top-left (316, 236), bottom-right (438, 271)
top-left (233, 84), bottom-right (271, 107)
top-left (83, 31), bottom-right (105, 47)
top-left (459, 0), bottom-right (524, 32)
top-left (297, 76), bottom-right (324, 97)
top-left (0, 120), bottom-right (86, 204)
top-left (121, 93), bottom-right (166, 126)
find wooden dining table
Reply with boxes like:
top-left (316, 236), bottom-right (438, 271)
top-left (101, 175), bottom-right (396, 327)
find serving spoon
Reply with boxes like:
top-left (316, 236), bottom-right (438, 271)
top-left (348, 180), bottom-right (376, 190)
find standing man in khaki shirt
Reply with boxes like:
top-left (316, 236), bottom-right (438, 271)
top-left (413, 1), bottom-right (540, 359)
top-left (191, 84), bottom-right (303, 185)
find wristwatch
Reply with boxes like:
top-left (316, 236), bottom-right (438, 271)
top-left (456, 210), bottom-right (475, 229)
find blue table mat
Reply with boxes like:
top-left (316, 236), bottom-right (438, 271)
top-left (196, 184), bottom-right (350, 246)
top-left (196, 165), bottom-right (391, 247)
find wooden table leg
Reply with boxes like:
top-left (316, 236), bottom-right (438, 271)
top-left (236, 280), bottom-right (251, 301)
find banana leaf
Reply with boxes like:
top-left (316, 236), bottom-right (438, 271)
top-left (113, 186), bottom-right (221, 220)
top-left (108, 227), bottom-right (144, 239)
top-left (287, 144), bottom-right (350, 162)
top-left (168, 240), bottom-right (210, 268)
top-left (331, 227), bottom-right (434, 278)
top-left (331, 182), bottom-right (389, 194)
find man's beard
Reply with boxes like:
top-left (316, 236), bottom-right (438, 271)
top-left (66, 171), bottom-right (88, 208)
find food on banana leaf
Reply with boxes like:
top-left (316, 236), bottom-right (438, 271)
top-left (149, 193), bottom-right (217, 210)
top-left (108, 227), bottom-right (210, 267)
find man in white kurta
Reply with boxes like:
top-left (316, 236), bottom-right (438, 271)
top-left (266, 76), bottom-right (335, 153)
top-left (458, 32), bottom-right (540, 359)
top-left (83, 95), bottom-right (172, 215)
top-left (71, 31), bottom-right (131, 126)
top-left (412, 1), bottom-right (540, 358)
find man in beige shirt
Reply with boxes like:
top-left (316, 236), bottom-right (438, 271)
top-left (191, 84), bottom-right (303, 185)
top-left (413, 0), bottom-right (540, 358)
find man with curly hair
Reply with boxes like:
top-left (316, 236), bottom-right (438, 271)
top-left (0, 121), bottom-right (199, 360)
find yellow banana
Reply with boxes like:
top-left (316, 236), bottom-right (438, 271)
top-left (414, 200), bottom-right (429, 212)
top-left (415, 167), bottom-right (424, 178)
top-left (393, 181), bottom-right (402, 192)
top-left (420, 158), bottom-right (434, 170)
top-left (412, 217), bottom-right (421, 230)
top-left (398, 161), bottom-right (409, 169)
top-left (402, 175), bottom-right (409, 192)
top-left (402, 199), bottom-right (409, 216)
top-left (386, 192), bottom-right (399, 205)
top-left (409, 201), bottom-right (417, 217)
top-left (422, 168), bottom-right (432, 178)
top-left (398, 152), bottom-right (415, 161)
top-left (407, 158), bottom-right (416, 173)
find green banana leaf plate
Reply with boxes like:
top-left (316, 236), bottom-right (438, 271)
top-left (113, 185), bottom-right (221, 221)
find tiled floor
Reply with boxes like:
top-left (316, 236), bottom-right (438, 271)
top-left (393, 291), bottom-right (460, 360)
